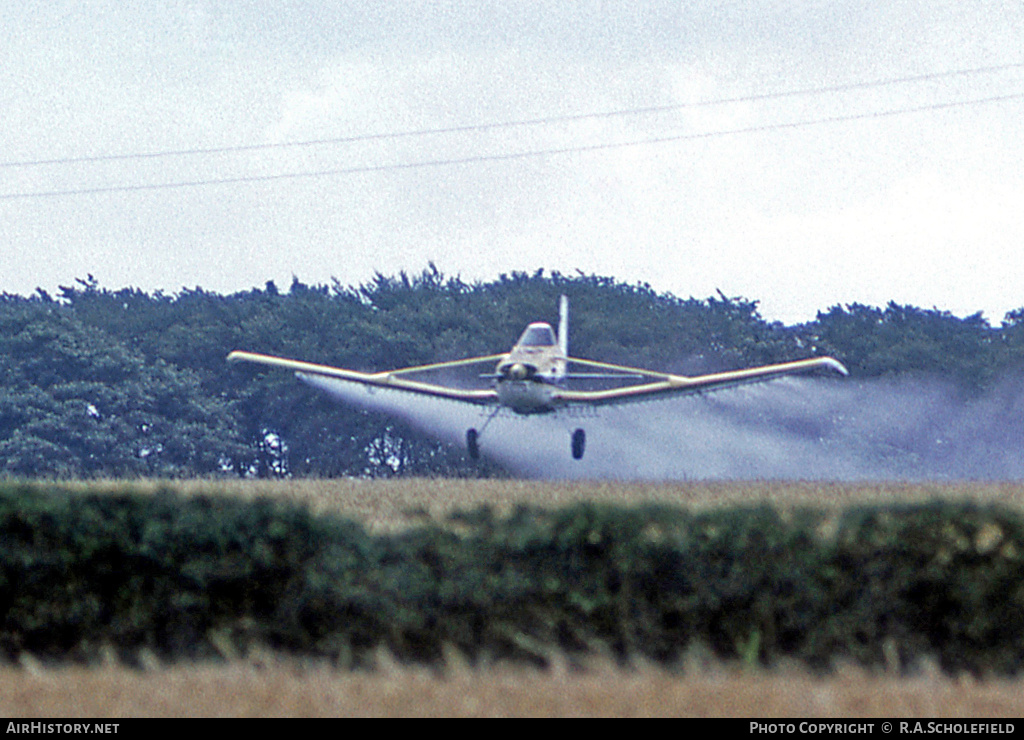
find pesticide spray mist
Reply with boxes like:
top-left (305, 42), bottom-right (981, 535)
top-left (302, 373), bottom-right (1024, 480)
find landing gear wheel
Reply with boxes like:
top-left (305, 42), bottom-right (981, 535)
top-left (466, 428), bottom-right (480, 460)
top-left (571, 428), bottom-right (586, 460)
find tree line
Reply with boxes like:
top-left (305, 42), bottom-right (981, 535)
top-left (3, 267), bottom-right (1023, 478)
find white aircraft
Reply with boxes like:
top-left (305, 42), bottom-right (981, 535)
top-left (228, 296), bottom-right (847, 461)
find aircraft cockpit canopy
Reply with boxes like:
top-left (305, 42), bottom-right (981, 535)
top-left (517, 323), bottom-right (557, 347)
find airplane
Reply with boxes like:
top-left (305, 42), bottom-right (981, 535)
top-left (227, 296), bottom-right (848, 461)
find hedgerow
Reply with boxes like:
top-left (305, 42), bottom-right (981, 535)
top-left (2, 482), bottom-right (1022, 674)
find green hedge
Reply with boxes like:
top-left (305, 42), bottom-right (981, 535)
top-left (2, 483), bottom-right (1023, 674)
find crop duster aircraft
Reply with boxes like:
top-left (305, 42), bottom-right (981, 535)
top-left (227, 296), bottom-right (847, 461)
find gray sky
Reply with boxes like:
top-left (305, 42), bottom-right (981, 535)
top-left (2, 1), bottom-right (1023, 324)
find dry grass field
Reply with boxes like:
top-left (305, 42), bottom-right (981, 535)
top-left (50, 476), bottom-right (1024, 531)
top-left (5, 660), bottom-right (1024, 718)
top-left (6, 477), bottom-right (1024, 718)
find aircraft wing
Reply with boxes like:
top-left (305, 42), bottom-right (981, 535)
top-left (227, 350), bottom-right (503, 406)
top-left (553, 355), bottom-right (848, 407)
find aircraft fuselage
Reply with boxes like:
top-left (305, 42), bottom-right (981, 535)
top-left (492, 321), bottom-right (566, 414)
top-left (495, 377), bottom-right (559, 414)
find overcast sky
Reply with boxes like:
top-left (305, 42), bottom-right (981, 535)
top-left (2, 1), bottom-right (1023, 324)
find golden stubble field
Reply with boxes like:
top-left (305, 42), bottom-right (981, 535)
top-left (4, 477), bottom-right (1024, 718)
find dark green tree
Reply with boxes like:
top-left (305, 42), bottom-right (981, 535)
top-left (812, 302), bottom-right (1001, 389)
top-left (9, 267), bottom-right (1024, 478)
top-left (0, 296), bottom-right (248, 477)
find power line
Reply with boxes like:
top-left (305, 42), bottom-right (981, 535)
top-left (3, 90), bottom-right (1021, 201)
top-left (2, 61), bottom-right (1023, 170)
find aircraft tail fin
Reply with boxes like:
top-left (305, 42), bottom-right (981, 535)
top-left (558, 295), bottom-right (569, 359)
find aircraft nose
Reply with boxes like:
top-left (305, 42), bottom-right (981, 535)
top-left (508, 363), bottom-right (528, 380)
